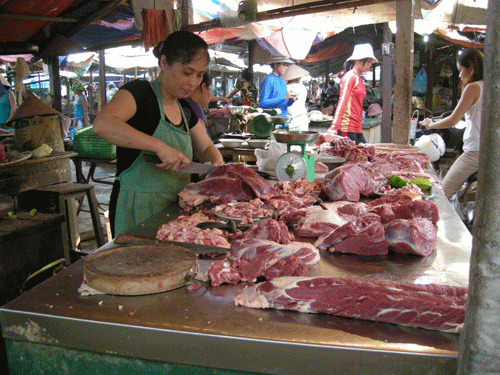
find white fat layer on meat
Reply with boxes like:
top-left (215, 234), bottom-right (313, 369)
top-left (376, 308), bottom-right (444, 317)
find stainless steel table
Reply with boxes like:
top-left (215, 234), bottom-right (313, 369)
top-left (0, 189), bottom-right (472, 374)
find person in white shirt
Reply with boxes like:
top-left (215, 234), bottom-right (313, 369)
top-left (420, 48), bottom-right (483, 199)
top-left (283, 64), bottom-right (310, 131)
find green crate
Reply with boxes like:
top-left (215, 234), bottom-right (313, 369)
top-left (72, 126), bottom-right (116, 160)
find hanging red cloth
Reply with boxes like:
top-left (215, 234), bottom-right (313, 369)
top-left (141, 8), bottom-right (167, 52)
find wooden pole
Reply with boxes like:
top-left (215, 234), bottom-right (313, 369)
top-left (381, 22), bottom-right (393, 143)
top-left (392, 0), bottom-right (414, 144)
top-left (457, 0), bottom-right (500, 372)
top-left (47, 56), bottom-right (62, 112)
top-left (98, 50), bottom-right (106, 111)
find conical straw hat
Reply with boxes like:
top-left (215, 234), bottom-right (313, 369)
top-left (8, 92), bottom-right (61, 123)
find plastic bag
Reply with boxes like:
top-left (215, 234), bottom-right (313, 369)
top-left (415, 133), bottom-right (445, 162)
top-left (255, 139), bottom-right (287, 171)
top-left (413, 68), bottom-right (428, 95)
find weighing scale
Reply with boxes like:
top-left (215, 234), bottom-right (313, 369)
top-left (273, 130), bottom-right (319, 182)
top-left (250, 113), bottom-right (290, 138)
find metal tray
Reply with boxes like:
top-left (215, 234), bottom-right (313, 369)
top-left (273, 130), bottom-right (320, 143)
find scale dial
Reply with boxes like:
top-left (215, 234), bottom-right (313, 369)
top-left (275, 152), bottom-right (307, 182)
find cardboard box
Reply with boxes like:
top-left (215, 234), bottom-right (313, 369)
top-left (14, 115), bottom-right (65, 153)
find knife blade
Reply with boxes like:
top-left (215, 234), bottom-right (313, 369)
top-left (113, 233), bottom-right (228, 255)
top-left (143, 153), bottom-right (216, 174)
top-left (177, 162), bottom-right (216, 175)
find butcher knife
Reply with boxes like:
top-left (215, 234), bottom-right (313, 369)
top-left (143, 153), bottom-right (216, 174)
top-left (113, 233), bottom-right (228, 255)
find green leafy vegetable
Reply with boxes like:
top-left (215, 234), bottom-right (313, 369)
top-left (387, 175), bottom-right (410, 189)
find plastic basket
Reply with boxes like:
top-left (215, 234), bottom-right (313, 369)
top-left (72, 126), bottom-right (116, 160)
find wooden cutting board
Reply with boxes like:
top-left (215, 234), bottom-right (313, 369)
top-left (83, 245), bottom-right (197, 295)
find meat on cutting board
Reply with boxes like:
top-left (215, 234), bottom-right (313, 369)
top-left (234, 276), bottom-right (467, 333)
top-left (321, 164), bottom-right (377, 202)
top-left (385, 218), bottom-right (438, 256)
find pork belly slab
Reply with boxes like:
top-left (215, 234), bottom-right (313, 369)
top-left (235, 276), bottom-right (467, 333)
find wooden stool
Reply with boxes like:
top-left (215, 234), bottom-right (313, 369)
top-left (30, 183), bottom-right (106, 263)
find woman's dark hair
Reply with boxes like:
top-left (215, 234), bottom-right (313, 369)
top-left (241, 68), bottom-right (252, 82)
top-left (457, 48), bottom-right (483, 90)
top-left (343, 57), bottom-right (371, 72)
top-left (200, 71), bottom-right (211, 89)
top-left (153, 31), bottom-right (209, 67)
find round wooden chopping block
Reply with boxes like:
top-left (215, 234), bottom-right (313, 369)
top-left (83, 245), bottom-right (197, 295)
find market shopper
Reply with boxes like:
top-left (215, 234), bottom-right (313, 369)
top-left (186, 71), bottom-right (212, 135)
top-left (283, 64), bottom-right (310, 131)
top-left (93, 30), bottom-right (224, 236)
top-left (420, 48), bottom-right (483, 199)
top-left (260, 55), bottom-right (296, 118)
top-left (0, 75), bottom-right (15, 126)
top-left (68, 81), bottom-right (89, 138)
top-left (225, 68), bottom-right (258, 107)
top-left (328, 43), bottom-right (378, 144)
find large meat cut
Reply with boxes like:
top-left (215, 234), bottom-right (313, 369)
top-left (235, 276), bottom-right (467, 332)
top-left (179, 163), bottom-right (274, 210)
top-left (239, 218), bottom-right (295, 244)
top-left (321, 164), bottom-right (377, 201)
top-left (385, 218), bottom-right (437, 256)
top-left (315, 221), bottom-right (389, 256)
top-left (230, 238), bottom-right (320, 266)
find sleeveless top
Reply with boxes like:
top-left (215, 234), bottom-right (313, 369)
top-left (463, 81), bottom-right (483, 152)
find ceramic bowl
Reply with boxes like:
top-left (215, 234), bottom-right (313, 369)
top-left (219, 139), bottom-right (245, 148)
top-left (246, 139), bottom-right (269, 149)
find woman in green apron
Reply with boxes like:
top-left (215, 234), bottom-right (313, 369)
top-left (93, 31), bottom-right (224, 237)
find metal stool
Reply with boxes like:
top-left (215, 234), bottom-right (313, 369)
top-left (30, 183), bottom-right (106, 263)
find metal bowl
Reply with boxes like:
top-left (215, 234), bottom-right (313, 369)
top-left (273, 130), bottom-right (320, 143)
top-left (228, 105), bottom-right (251, 115)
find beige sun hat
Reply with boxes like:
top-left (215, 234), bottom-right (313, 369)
top-left (268, 55), bottom-right (294, 65)
top-left (282, 64), bottom-right (310, 81)
top-left (346, 43), bottom-right (378, 62)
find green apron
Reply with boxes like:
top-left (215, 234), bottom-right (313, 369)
top-left (114, 79), bottom-right (193, 235)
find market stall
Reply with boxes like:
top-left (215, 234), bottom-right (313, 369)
top-left (0, 154), bottom-right (471, 374)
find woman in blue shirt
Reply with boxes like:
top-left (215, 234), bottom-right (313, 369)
top-left (69, 81), bottom-right (88, 138)
top-left (0, 75), bottom-right (15, 126)
top-left (259, 56), bottom-right (296, 118)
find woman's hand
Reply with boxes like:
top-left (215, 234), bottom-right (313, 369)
top-left (154, 144), bottom-right (190, 170)
top-left (220, 97), bottom-right (231, 104)
top-left (419, 118), bottom-right (433, 129)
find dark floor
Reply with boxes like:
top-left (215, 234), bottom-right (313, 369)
top-left (70, 160), bottom-right (115, 259)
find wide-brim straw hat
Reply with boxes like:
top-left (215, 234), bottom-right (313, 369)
top-left (346, 43), bottom-right (378, 63)
top-left (268, 55), bottom-right (294, 65)
top-left (282, 64), bottom-right (310, 81)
